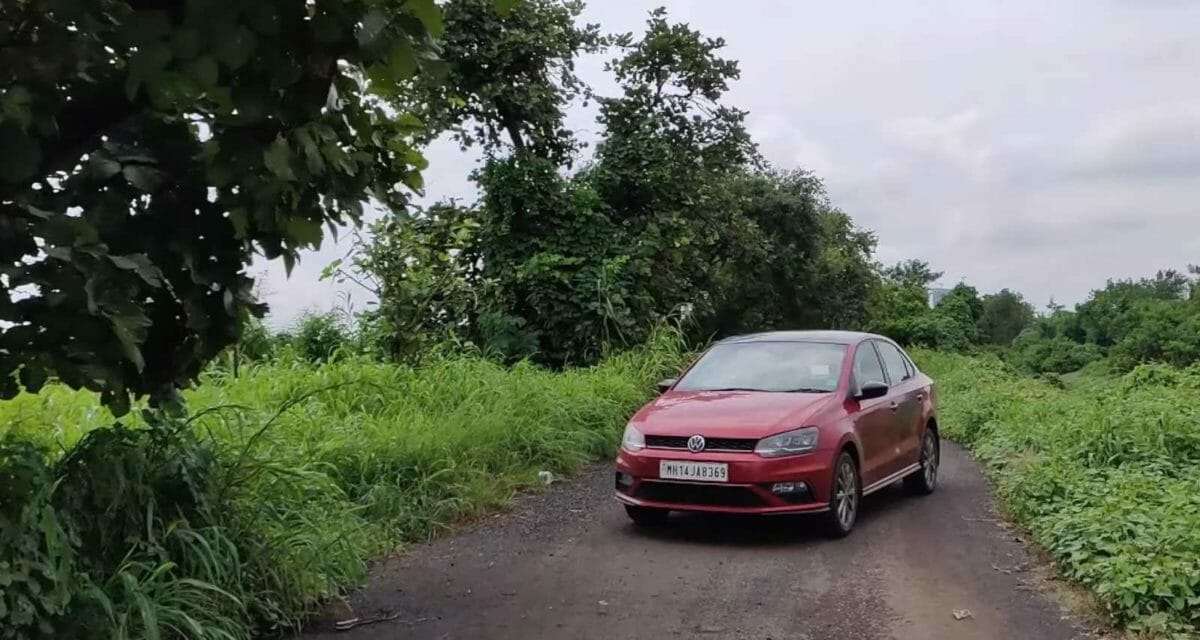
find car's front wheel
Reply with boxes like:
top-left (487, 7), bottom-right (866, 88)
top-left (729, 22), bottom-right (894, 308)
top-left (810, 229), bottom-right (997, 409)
top-left (904, 428), bottom-right (939, 495)
top-left (821, 451), bottom-right (860, 538)
top-left (624, 505), bottom-right (669, 527)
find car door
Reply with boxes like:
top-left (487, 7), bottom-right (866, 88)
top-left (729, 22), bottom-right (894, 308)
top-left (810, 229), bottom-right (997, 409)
top-left (874, 340), bottom-right (922, 468)
top-left (848, 341), bottom-right (894, 487)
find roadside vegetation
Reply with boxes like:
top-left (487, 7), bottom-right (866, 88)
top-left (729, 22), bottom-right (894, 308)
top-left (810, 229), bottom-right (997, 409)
top-left (919, 351), bottom-right (1200, 637)
top-left (3, 0), bottom-right (1199, 638)
top-left (1, 328), bottom-right (685, 638)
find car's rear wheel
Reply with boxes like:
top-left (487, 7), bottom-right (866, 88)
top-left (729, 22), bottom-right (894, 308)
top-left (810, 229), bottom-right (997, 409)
top-left (904, 427), bottom-right (939, 495)
top-left (625, 505), bottom-right (669, 527)
top-left (822, 451), bottom-right (860, 538)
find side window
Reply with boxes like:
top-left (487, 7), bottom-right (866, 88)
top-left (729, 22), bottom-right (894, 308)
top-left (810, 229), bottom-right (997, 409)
top-left (876, 341), bottom-right (910, 384)
top-left (901, 349), bottom-right (918, 378)
top-left (852, 342), bottom-right (887, 390)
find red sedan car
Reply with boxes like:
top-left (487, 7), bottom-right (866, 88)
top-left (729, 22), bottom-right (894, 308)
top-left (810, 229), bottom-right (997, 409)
top-left (614, 331), bottom-right (939, 537)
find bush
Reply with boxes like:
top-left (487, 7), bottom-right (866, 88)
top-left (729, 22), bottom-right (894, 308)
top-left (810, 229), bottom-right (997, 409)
top-left (915, 349), bottom-right (1200, 636)
top-left (0, 328), bottom-right (686, 638)
top-left (1012, 335), bottom-right (1103, 374)
top-left (291, 312), bottom-right (350, 362)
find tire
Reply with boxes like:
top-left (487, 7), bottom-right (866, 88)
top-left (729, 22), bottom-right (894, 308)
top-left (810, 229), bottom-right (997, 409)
top-left (904, 427), bottom-right (939, 496)
top-left (821, 451), bottom-right (860, 538)
top-left (625, 505), bottom-right (669, 527)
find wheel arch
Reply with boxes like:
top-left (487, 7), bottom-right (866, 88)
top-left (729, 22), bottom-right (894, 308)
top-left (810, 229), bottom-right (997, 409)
top-left (839, 438), bottom-right (861, 469)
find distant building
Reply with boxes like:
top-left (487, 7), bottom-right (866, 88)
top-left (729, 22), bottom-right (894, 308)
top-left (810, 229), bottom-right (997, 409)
top-left (927, 287), bottom-right (951, 308)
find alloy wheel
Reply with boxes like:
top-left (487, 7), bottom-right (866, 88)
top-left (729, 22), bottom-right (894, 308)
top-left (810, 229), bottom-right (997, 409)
top-left (834, 459), bottom-right (858, 529)
top-left (922, 432), bottom-right (939, 488)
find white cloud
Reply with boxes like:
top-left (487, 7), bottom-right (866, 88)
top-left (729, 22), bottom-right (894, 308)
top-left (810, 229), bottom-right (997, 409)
top-left (884, 109), bottom-right (994, 177)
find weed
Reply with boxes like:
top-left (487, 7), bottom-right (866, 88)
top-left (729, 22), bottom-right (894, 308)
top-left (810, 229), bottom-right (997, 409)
top-left (0, 328), bottom-right (687, 638)
top-left (915, 350), bottom-right (1200, 637)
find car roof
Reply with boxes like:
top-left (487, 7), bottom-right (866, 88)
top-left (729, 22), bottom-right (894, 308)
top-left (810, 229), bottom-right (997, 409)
top-left (715, 330), bottom-right (887, 346)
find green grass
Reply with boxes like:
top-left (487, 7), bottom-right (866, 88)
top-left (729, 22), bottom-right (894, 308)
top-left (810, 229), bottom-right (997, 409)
top-left (914, 350), bottom-right (1200, 638)
top-left (9, 338), bottom-right (1198, 638)
top-left (0, 330), bottom-right (686, 639)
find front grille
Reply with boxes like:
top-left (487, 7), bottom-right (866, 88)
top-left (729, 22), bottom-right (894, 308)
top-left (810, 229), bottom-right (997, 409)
top-left (634, 481), bottom-right (767, 507)
top-left (645, 435), bottom-right (758, 452)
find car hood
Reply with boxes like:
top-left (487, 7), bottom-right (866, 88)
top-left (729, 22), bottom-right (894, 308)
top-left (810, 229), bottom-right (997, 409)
top-left (631, 390), bottom-right (836, 438)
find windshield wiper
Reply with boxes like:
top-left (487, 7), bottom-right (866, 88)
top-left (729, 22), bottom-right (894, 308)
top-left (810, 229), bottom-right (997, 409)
top-left (782, 388), bottom-right (831, 393)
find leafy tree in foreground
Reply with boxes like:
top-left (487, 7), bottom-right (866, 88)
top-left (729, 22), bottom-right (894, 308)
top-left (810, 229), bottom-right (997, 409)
top-left (1, 0), bottom-right (444, 413)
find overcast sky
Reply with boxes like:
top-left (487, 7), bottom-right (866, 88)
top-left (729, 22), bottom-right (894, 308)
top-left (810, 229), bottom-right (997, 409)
top-left (256, 0), bottom-right (1200, 327)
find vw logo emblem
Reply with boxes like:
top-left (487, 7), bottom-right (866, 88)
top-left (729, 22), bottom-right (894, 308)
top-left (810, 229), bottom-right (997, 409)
top-left (687, 435), bottom-right (706, 452)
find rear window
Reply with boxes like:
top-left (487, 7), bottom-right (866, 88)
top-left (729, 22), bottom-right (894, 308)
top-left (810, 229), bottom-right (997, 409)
top-left (674, 341), bottom-right (847, 393)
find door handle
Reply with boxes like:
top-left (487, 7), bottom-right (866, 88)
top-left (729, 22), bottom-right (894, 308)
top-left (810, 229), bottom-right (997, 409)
top-left (889, 401), bottom-right (899, 411)
top-left (915, 393), bottom-right (924, 401)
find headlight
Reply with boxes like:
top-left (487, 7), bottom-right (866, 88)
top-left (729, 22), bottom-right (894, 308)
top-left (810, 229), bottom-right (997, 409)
top-left (755, 427), bottom-right (820, 457)
top-left (622, 424), bottom-right (646, 452)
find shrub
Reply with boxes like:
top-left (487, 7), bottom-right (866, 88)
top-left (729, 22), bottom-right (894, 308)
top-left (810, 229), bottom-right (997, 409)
top-left (0, 329), bottom-right (686, 638)
top-left (916, 349), bottom-right (1200, 636)
top-left (291, 312), bottom-right (350, 363)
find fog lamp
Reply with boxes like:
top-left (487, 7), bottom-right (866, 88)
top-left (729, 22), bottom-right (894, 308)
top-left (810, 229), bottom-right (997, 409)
top-left (771, 481), bottom-right (808, 495)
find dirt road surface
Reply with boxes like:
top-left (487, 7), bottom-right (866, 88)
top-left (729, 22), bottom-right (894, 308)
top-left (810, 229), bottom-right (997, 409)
top-left (306, 443), bottom-right (1094, 640)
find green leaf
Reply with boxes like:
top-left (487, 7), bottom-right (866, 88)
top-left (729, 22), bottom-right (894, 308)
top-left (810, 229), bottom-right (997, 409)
top-left (0, 125), bottom-right (41, 183)
top-left (44, 246), bottom-right (71, 261)
top-left (402, 169), bottom-right (424, 191)
top-left (263, 136), bottom-right (296, 180)
top-left (396, 112), bottom-right (425, 130)
top-left (1, 85), bottom-right (33, 128)
top-left (122, 165), bottom-right (162, 192)
top-left (119, 10), bottom-right (171, 46)
top-left (386, 38), bottom-right (417, 80)
top-left (109, 254), bottom-right (163, 287)
top-left (87, 153), bottom-right (122, 179)
top-left (357, 9), bottom-right (391, 57)
top-left (405, 0), bottom-right (445, 38)
top-left (246, 4), bottom-right (281, 35)
top-left (495, 0), bottom-right (521, 16)
top-left (320, 258), bottom-right (343, 281)
top-left (171, 28), bottom-right (202, 59)
top-left (125, 41), bottom-right (172, 100)
top-left (216, 26), bottom-right (257, 70)
top-left (284, 215), bottom-right (322, 246)
top-left (18, 362), bottom-right (47, 393)
top-left (189, 56), bottom-right (219, 88)
top-left (110, 317), bottom-right (147, 373)
top-left (402, 147), bottom-right (429, 170)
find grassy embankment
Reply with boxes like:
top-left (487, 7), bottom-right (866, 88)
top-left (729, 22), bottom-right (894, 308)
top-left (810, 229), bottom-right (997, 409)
top-left (5, 337), bottom-right (1198, 638)
top-left (0, 331), bottom-right (684, 639)
top-left (915, 350), bottom-right (1200, 637)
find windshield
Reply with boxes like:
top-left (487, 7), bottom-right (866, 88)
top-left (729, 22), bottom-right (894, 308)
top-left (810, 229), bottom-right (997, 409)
top-left (674, 341), bottom-right (847, 393)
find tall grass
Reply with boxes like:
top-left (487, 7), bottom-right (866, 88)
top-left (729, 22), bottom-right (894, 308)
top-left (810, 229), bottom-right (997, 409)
top-left (0, 328), bottom-right (686, 639)
top-left (914, 350), bottom-right (1200, 638)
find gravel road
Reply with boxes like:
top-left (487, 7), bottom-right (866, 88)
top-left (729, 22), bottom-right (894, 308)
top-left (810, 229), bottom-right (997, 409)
top-left (305, 443), bottom-right (1095, 640)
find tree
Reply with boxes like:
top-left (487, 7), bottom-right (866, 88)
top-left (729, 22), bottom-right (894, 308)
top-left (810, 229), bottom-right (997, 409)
top-left (1, 0), bottom-right (445, 413)
top-left (587, 7), bottom-right (756, 334)
top-left (707, 169), bottom-right (877, 335)
top-left (397, 0), bottom-right (604, 164)
top-left (883, 259), bottom-right (942, 289)
top-left (977, 288), bottom-right (1034, 346)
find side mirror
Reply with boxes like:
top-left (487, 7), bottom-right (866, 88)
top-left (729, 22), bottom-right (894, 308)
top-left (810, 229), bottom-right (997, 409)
top-left (855, 381), bottom-right (888, 400)
top-left (656, 378), bottom-right (677, 394)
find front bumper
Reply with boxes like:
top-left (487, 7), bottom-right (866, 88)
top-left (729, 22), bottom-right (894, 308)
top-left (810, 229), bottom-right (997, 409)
top-left (614, 447), bottom-right (837, 514)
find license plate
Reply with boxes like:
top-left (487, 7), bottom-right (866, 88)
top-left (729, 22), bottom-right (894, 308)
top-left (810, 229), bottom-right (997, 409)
top-left (659, 460), bottom-right (729, 482)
